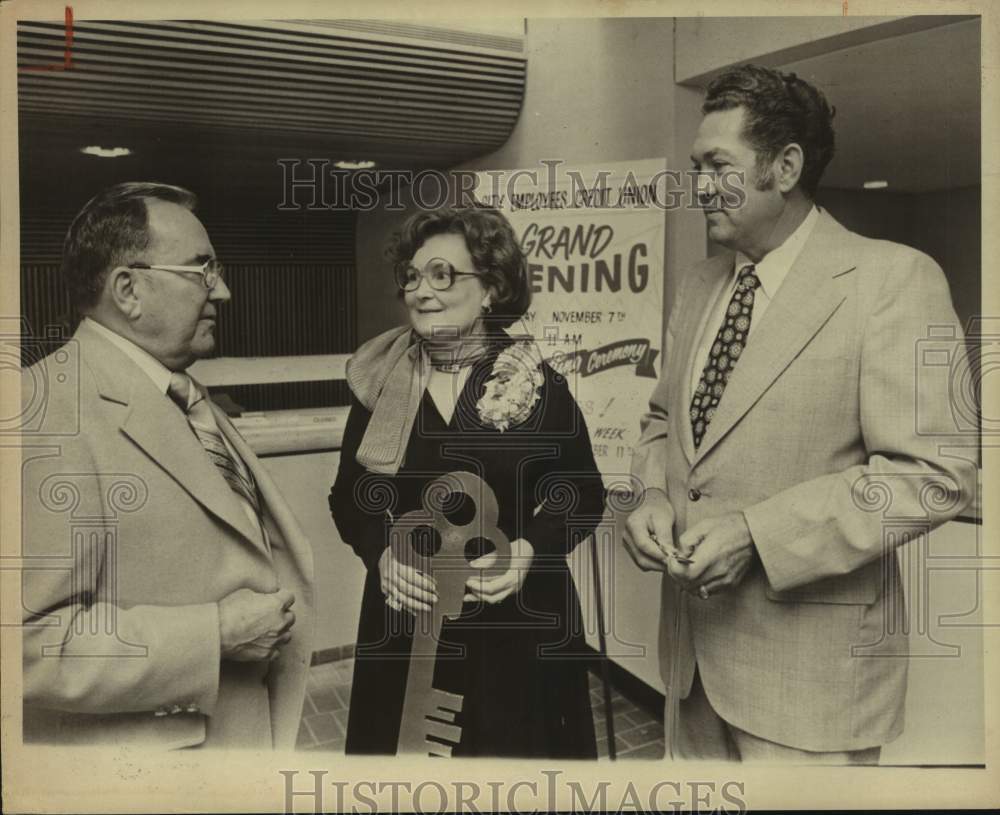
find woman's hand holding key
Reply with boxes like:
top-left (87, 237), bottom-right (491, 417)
top-left (379, 547), bottom-right (438, 614)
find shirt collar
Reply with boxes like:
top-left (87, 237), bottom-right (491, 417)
top-left (733, 205), bottom-right (820, 298)
top-left (83, 317), bottom-right (175, 394)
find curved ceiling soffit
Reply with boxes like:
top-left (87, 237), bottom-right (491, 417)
top-left (17, 18), bottom-right (528, 166)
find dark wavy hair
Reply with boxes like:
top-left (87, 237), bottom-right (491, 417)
top-left (703, 64), bottom-right (836, 198)
top-left (386, 206), bottom-right (531, 329)
top-left (62, 182), bottom-right (198, 311)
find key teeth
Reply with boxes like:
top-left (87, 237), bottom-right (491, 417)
top-left (426, 740), bottom-right (452, 758)
top-left (429, 687), bottom-right (463, 715)
top-left (425, 717), bottom-right (462, 745)
top-left (431, 707), bottom-right (457, 724)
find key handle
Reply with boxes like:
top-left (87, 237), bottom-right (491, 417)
top-left (389, 471), bottom-right (512, 617)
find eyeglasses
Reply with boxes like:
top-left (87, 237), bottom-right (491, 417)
top-left (127, 259), bottom-right (225, 289)
top-left (394, 257), bottom-right (480, 292)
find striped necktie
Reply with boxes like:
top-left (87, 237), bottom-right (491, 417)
top-left (168, 372), bottom-right (261, 517)
top-left (689, 264), bottom-right (761, 449)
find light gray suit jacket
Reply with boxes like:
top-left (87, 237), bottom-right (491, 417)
top-left (632, 210), bottom-right (977, 751)
top-left (21, 320), bottom-right (315, 749)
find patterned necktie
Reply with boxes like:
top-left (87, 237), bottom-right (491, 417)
top-left (689, 264), bottom-right (761, 449)
top-left (168, 372), bottom-right (261, 516)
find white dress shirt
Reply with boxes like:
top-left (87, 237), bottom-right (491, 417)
top-left (687, 206), bottom-right (820, 404)
top-left (85, 316), bottom-right (174, 393)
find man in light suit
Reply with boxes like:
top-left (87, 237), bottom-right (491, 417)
top-left (21, 182), bottom-right (314, 749)
top-left (625, 65), bottom-right (977, 762)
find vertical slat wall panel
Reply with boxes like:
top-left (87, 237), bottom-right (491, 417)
top-left (214, 262), bottom-right (356, 411)
top-left (19, 264), bottom-right (75, 365)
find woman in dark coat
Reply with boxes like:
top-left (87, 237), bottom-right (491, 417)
top-left (329, 206), bottom-right (605, 758)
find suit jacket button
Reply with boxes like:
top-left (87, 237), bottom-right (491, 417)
top-left (688, 488), bottom-right (702, 501)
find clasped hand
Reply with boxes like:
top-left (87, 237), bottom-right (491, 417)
top-left (218, 587), bottom-right (296, 661)
top-left (623, 489), bottom-right (754, 597)
top-left (672, 512), bottom-right (756, 597)
top-left (378, 538), bottom-right (534, 615)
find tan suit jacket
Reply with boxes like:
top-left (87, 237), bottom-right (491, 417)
top-left (632, 210), bottom-right (977, 751)
top-left (21, 320), bottom-right (315, 749)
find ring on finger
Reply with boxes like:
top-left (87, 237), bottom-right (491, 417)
top-left (698, 585), bottom-right (710, 600)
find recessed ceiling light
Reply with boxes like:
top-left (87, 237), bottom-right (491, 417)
top-left (863, 180), bottom-right (888, 190)
top-left (335, 160), bottom-right (376, 170)
top-left (80, 146), bottom-right (132, 158)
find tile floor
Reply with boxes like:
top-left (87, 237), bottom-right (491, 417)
top-left (297, 658), bottom-right (665, 759)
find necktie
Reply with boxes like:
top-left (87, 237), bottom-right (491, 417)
top-left (168, 372), bottom-right (261, 516)
top-left (689, 264), bottom-right (761, 449)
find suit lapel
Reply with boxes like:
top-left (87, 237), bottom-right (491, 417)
top-left (214, 405), bottom-right (315, 587)
top-left (78, 323), bottom-right (266, 552)
top-left (671, 256), bottom-right (732, 465)
top-left (692, 211), bottom-right (855, 465)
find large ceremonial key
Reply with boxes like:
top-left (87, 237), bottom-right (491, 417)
top-left (390, 471), bottom-right (511, 757)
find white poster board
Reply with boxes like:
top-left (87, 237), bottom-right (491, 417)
top-left (474, 159), bottom-right (667, 486)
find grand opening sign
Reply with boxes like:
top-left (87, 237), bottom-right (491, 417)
top-left (474, 160), bottom-right (667, 486)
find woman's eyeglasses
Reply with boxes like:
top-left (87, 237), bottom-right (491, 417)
top-left (126, 259), bottom-right (225, 289)
top-left (394, 258), bottom-right (480, 292)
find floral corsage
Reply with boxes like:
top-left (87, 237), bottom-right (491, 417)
top-left (476, 340), bottom-right (545, 431)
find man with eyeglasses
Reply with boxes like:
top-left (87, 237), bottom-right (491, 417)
top-left (20, 182), bottom-right (314, 749)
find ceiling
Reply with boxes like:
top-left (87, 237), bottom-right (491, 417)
top-left (17, 18), bottom-right (527, 187)
top-left (779, 18), bottom-right (980, 193)
top-left (16, 16), bottom-right (978, 206)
